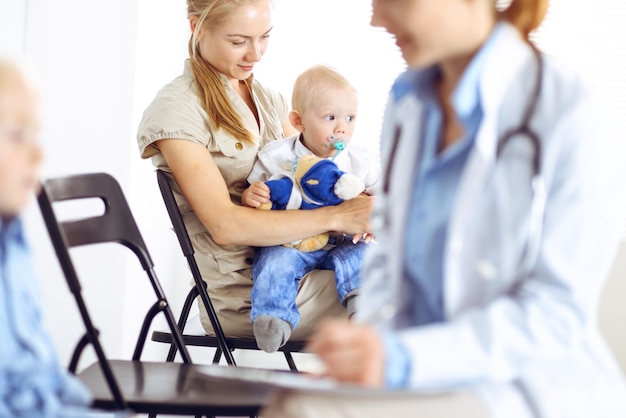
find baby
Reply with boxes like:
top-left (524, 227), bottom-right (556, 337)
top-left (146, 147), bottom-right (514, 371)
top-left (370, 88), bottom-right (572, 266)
top-left (242, 64), bottom-right (379, 352)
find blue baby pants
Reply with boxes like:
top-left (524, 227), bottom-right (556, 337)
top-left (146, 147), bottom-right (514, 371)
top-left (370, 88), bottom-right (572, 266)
top-left (250, 241), bottom-right (366, 328)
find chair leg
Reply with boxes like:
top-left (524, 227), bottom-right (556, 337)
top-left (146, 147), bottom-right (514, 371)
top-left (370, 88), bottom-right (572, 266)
top-left (166, 341), bottom-right (178, 362)
top-left (284, 351), bottom-right (298, 372)
top-left (212, 348), bottom-right (222, 364)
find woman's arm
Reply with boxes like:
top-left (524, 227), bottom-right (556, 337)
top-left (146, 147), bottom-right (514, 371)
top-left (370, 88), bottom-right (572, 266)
top-left (158, 138), bottom-right (373, 246)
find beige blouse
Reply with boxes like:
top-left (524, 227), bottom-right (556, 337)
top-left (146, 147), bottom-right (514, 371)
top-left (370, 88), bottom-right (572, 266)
top-left (137, 60), bottom-right (289, 272)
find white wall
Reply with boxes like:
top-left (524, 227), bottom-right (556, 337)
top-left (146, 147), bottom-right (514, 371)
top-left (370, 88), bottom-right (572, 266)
top-left (1, 0), bottom-right (150, 368)
top-left (0, 0), bottom-right (26, 58)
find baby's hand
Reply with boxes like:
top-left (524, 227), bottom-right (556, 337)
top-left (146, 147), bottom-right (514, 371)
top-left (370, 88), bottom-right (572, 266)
top-left (351, 233), bottom-right (375, 244)
top-left (242, 181), bottom-right (271, 208)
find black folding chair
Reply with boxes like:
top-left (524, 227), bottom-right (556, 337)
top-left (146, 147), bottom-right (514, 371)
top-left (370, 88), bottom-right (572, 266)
top-left (151, 169), bottom-right (304, 371)
top-left (38, 172), bottom-right (274, 417)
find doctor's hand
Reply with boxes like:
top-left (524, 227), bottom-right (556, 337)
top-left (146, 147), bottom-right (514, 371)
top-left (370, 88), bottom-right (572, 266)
top-left (305, 319), bottom-right (385, 388)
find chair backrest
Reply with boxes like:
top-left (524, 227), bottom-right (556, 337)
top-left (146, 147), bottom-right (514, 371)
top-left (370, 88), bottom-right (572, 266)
top-left (37, 172), bottom-right (193, 409)
top-left (156, 169), bottom-right (236, 365)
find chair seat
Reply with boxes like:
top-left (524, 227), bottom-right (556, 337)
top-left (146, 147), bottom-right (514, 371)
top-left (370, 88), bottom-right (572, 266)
top-left (78, 360), bottom-right (274, 416)
top-left (151, 314), bottom-right (306, 352)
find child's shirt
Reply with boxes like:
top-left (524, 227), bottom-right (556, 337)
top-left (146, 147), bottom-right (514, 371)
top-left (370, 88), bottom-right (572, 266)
top-left (247, 133), bottom-right (379, 196)
top-left (0, 217), bottom-right (93, 417)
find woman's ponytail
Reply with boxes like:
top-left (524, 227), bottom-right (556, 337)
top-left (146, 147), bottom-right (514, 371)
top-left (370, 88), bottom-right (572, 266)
top-left (188, 39), bottom-right (255, 144)
top-left (186, 0), bottom-right (258, 145)
top-left (500, 0), bottom-right (549, 39)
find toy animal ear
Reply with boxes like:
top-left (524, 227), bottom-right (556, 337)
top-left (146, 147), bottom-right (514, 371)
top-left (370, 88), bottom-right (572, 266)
top-left (334, 174), bottom-right (364, 200)
top-left (264, 177), bottom-right (294, 210)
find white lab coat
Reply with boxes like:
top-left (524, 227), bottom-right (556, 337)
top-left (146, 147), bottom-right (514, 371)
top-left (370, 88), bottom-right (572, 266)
top-left (360, 22), bottom-right (626, 418)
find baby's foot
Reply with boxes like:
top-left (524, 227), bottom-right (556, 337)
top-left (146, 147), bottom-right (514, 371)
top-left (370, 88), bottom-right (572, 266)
top-left (253, 315), bottom-right (292, 353)
top-left (344, 291), bottom-right (360, 320)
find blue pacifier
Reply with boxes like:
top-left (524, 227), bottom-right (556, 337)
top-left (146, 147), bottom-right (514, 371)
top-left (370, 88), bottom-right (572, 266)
top-left (324, 135), bottom-right (346, 160)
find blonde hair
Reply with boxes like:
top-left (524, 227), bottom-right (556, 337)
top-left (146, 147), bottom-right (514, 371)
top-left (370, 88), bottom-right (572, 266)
top-left (186, 0), bottom-right (271, 144)
top-left (499, 0), bottom-right (549, 39)
top-left (0, 58), bottom-right (38, 118)
top-left (0, 58), bottom-right (35, 94)
top-left (291, 64), bottom-right (357, 113)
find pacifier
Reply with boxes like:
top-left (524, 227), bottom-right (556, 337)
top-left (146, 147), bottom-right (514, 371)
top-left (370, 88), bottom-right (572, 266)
top-left (324, 135), bottom-right (347, 160)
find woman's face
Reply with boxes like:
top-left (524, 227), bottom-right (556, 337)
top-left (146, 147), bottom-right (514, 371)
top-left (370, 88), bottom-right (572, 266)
top-left (197, 1), bottom-right (273, 82)
top-left (371, 0), bottom-right (488, 69)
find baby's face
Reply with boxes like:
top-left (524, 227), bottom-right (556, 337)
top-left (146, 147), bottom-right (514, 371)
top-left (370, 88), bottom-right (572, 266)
top-left (0, 78), bottom-right (42, 216)
top-left (299, 86), bottom-right (358, 159)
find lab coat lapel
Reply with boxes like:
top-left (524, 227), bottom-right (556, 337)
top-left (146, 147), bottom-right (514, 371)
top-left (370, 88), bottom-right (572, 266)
top-left (389, 95), bottom-right (424, 312)
top-left (360, 89), bottom-right (425, 326)
top-left (445, 23), bottom-right (535, 314)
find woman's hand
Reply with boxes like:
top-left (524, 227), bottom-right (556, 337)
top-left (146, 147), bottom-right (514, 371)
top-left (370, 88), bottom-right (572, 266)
top-left (241, 181), bottom-right (270, 208)
top-left (306, 319), bottom-right (385, 387)
top-left (329, 195), bottom-right (374, 236)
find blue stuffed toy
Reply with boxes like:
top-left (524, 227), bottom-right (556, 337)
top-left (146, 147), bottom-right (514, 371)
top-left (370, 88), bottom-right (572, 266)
top-left (258, 154), bottom-right (364, 252)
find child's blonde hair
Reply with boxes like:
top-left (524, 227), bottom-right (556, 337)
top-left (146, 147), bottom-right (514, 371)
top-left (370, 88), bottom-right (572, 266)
top-left (291, 64), bottom-right (357, 114)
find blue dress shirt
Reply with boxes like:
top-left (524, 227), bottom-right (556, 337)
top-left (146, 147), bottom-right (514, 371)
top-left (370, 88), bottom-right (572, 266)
top-left (383, 25), bottom-right (503, 388)
top-left (0, 217), bottom-right (94, 417)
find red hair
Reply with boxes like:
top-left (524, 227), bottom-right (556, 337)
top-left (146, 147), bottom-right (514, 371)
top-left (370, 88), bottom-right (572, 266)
top-left (500, 0), bottom-right (549, 38)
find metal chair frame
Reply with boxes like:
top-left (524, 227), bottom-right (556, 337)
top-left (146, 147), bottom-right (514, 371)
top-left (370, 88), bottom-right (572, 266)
top-left (152, 169), bottom-right (304, 371)
top-left (38, 172), bottom-right (270, 417)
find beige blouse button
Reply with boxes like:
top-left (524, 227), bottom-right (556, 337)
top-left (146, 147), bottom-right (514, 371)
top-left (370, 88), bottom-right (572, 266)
top-left (235, 142), bottom-right (243, 151)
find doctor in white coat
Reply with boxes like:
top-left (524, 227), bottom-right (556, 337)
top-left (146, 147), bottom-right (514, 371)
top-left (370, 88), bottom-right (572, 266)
top-left (262, 0), bottom-right (626, 417)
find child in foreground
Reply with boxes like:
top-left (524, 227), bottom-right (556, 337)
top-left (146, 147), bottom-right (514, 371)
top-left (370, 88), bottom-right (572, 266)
top-left (0, 57), bottom-right (112, 418)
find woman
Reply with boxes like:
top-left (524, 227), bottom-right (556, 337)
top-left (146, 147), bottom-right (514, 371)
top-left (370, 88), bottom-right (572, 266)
top-left (262, 0), bottom-right (626, 417)
top-left (137, 0), bottom-right (372, 341)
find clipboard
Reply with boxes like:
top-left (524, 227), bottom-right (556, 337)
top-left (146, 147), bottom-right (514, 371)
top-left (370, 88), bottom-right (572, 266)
top-left (188, 364), bottom-right (454, 397)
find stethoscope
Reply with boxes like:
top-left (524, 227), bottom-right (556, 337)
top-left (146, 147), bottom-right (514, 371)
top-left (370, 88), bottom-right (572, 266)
top-left (496, 44), bottom-right (546, 275)
top-left (378, 43), bottom-right (546, 297)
